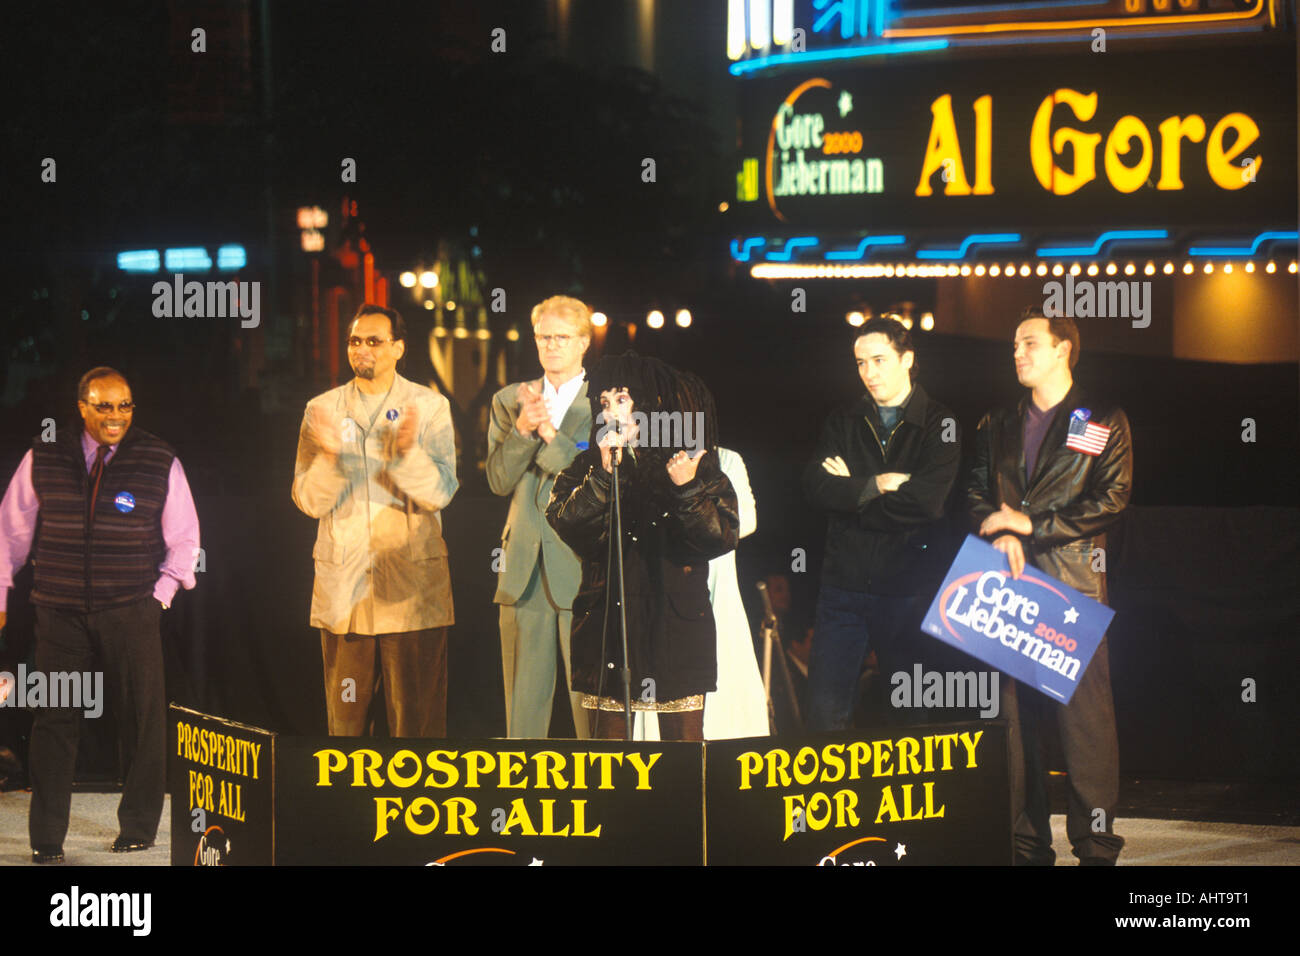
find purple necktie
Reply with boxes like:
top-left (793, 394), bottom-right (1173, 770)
top-left (87, 444), bottom-right (109, 522)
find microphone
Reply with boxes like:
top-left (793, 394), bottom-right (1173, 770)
top-left (756, 580), bottom-right (778, 629)
top-left (610, 417), bottom-right (623, 466)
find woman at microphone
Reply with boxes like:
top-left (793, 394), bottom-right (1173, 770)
top-left (545, 353), bottom-right (738, 741)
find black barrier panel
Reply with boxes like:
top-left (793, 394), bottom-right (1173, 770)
top-left (275, 737), bottom-right (704, 866)
top-left (169, 705), bottom-right (275, 866)
top-left (705, 721), bottom-right (1012, 865)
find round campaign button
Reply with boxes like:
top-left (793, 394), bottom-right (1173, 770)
top-left (1071, 407), bottom-right (1091, 422)
top-left (386, 408), bottom-right (399, 421)
top-left (114, 491), bottom-right (136, 513)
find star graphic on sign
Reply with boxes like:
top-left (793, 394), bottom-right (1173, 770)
top-left (1064, 607), bottom-right (1080, 624)
top-left (894, 843), bottom-right (907, 860)
top-left (838, 90), bottom-right (854, 117)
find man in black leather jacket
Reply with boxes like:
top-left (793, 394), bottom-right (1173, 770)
top-left (966, 307), bottom-right (1132, 866)
top-left (803, 318), bottom-right (961, 731)
top-left (546, 354), bottom-right (738, 741)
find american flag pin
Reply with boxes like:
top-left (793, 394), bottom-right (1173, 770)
top-left (1066, 415), bottom-right (1110, 455)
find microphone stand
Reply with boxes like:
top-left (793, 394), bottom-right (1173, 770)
top-left (608, 427), bottom-right (633, 741)
top-left (757, 580), bottom-right (802, 733)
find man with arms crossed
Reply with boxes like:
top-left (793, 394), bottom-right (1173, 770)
top-left (803, 318), bottom-right (961, 731)
top-left (966, 307), bottom-right (1131, 865)
top-left (486, 296), bottom-right (593, 738)
top-left (293, 304), bottom-right (458, 737)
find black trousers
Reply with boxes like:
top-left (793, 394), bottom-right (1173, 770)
top-left (1002, 635), bottom-right (1124, 864)
top-left (29, 597), bottom-right (165, 848)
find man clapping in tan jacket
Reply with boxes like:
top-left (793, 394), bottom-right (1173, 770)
top-left (293, 304), bottom-right (458, 737)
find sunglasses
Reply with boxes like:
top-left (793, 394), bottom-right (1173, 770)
top-left (85, 401), bottom-right (135, 414)
top-left (347, 336), bottom-right (394, 349)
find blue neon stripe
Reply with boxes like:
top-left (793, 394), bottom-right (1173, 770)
top-left (765, 237), bottom-right (821, 261)
top-left (1036, 229), bottom-right (1168, 257)
top-left (729, 39), bottom-right (948, 75)
top-left (164, 247), bottom-right (213, 271)
top-left (216, 244), bottom-right (247, 270)
top-left (1188, 231), bottom-right (1299, 256)
top-left (117, 250), bottom-right (160, 272)
top-left (730, 237), bottom-right (767, 262)
top-left (916, 233), bottom-right (1020, 260)
top-left (825, 235), bottom-right (907, 261)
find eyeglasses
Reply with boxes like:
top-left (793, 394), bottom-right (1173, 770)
top-left (85, 401), bottom-right (135, 414)
top-left (535, 334), bottom-right (575, 348)
top-left (347, 336), bottom-right (394, 349)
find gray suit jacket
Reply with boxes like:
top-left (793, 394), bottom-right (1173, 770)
top-left (486, 377), bottom-right (591, 607)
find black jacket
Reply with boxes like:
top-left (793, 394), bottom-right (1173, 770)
top-left (803, 384), bottom-right (961, 595)
top-left (964, 385), bottom-right (1132, 604)
top-left (545, 448), bottom-right (739, 702)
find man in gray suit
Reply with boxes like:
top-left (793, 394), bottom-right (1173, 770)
top-left (486, 296), bottom-right (594, 738)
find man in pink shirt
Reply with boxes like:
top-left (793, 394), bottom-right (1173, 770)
top-left (0, 366), bottom-right (200, 863)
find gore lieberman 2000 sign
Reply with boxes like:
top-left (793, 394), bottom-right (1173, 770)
top-left (737, 46), bottom-right (1294, 233)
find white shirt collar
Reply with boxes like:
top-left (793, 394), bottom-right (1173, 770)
top-left (543, 370), bottom-right (585, 429)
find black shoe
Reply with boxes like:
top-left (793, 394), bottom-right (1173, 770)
top-left (1079, 856), bottom-right (1116, 866)
top-left (32, 845), bottom-right (64, 864)
top-left (110, 837), bottom-right (155, 853)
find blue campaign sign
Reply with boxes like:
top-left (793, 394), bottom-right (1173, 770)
top-left (920, 536), bottom-right (1114, 704)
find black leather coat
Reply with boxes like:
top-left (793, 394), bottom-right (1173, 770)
top-left (965, 385), bottom-right (1133, 604)
top-left (545, 448), bottom-right (739, 702)
top-left (803, 384), bottom-right (962, 595)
